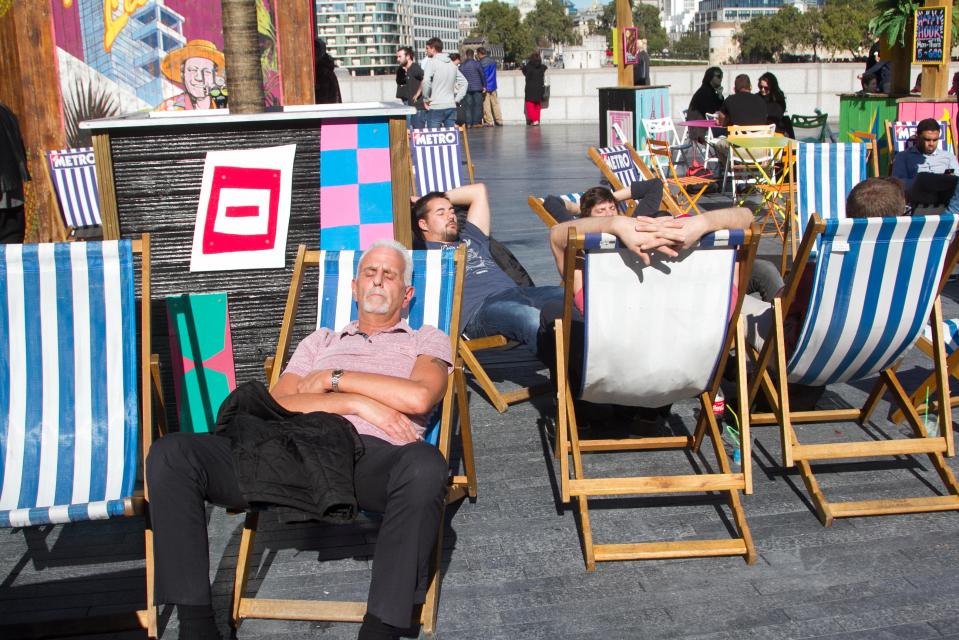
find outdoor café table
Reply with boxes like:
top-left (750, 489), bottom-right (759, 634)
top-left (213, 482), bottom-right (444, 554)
top-left (728, 135), bottom-right (796, 241)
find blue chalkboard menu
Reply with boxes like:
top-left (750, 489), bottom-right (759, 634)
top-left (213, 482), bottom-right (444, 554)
top-left (913, 6), bottom-right (948, 64)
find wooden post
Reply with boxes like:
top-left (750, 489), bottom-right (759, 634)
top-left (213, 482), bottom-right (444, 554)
top-left (274, 0), bottom-right (316, 105)
top-left (919, 0), bottom-right (952, 99)
top-left (0, 2), bottom-right (68, 242)
top-left (221, 0), bottom-right (266, 113)
top-left (389, 119), bottom-right (412, 248)
top-left (615, 0), bottom-right (634, 88)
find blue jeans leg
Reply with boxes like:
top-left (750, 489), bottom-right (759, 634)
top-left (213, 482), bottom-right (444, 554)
top-left (427, 108), bottom-right (455, 128)
top-left (411, 109), bottom-right (427, 129)
top-left (464, 286), bottom-right (565, 357)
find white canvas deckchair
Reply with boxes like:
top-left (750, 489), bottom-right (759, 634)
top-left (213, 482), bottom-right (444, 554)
top-left (554, 225), bottom-right (761, 570)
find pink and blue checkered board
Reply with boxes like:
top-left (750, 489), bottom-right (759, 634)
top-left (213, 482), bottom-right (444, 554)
top-left (320, 118), bottom-right (394, 249)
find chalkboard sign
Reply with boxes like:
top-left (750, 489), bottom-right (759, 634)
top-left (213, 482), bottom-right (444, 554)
top-left (913, 6), bottom-right (948, 64)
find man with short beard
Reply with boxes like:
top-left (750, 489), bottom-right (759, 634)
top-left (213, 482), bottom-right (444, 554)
top-left (396, 46), bottom-right (425, 128)
top-left (147, 240), bottom-right (453, 640)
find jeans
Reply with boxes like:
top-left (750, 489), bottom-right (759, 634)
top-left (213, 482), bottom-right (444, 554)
top-left (411, 108), bottom-right (428, 129)
top-left (426, 107), bottom-right (456, 128)
top-left (464, 285), bottom-right (565, 357)
top-left (464, 91), bottom-right (483, 125)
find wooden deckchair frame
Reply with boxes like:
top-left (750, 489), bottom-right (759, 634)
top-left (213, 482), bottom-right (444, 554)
top-left (528, 194), bottom-right (561, 227)
top-left (847, 131), bottom-right (881, 178)
top-left (2, 235), bottom-right (160, 640)
top-left (748, 214), bottom-right (959, 526)
top-left (587, 142), bottom-right (685, 217)
top-left (890, 336), bottom-right (959, 425)
top-left (647, 139), bottom-right (713, 216)
top-left (230, 244), bottom-right (474, 637)
top-left (554, 226), bottom-right (761, 570)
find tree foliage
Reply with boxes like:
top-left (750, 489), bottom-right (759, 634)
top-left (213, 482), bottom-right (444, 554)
top-left (818, 0), bottom-right (873, 59)
top-left (524, 0), bottom-right (581, 47)
top-left (474, 1), bottom-right (535, 63)
top-left (598, 1), bottom-right (668, 54)
top-left (670, 31), bottom-right (707, 60)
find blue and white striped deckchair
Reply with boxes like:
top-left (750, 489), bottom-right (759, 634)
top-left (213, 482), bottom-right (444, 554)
top-left (47, 147), bottom-right (103, 229)
top-left (587, 142), bottom-right (684, 217)
top-left (891, 318), bottom-right (959, 425)
top-left (748, 214), bottom-right (959, 526)
top-left (409, 126), bottom-right (474, 196)
top-left (527, 191), bottom-right (584, 227)
top-left (554, 226), bottom-right (760, 570)
top-left (0, 237), bottom-right (155, 635)
top-left (233, 244), bottom-right (470, 636)
top-left (791, 142), bottom-right (868, 258)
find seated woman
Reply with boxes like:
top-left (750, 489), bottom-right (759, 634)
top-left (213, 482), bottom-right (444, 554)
top-left (757, 72), bottom-right (794, 138)
top-left (541, 179), bottom-right (665, 223)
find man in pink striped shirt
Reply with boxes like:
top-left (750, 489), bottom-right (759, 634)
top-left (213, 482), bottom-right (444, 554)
top-left (148, 240), bottom-right (453, 640)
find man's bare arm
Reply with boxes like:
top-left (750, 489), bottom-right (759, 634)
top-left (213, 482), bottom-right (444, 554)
top-left (664, 206), bottom-right (753, 249)
top-left (445, 183), bottom-right (491, 235)
top-left (549, 215), bottom-right (684, 277)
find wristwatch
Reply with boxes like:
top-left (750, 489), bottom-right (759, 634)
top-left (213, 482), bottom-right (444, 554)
top-left (330, 369), bottom-right (344, 393)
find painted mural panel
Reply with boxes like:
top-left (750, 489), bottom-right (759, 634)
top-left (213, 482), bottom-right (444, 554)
top-left (52, 0), bottom-right (282, 146)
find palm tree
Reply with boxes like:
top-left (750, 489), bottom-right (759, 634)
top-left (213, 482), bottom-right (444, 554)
top-left (221, 0), bottom-right (265, 113)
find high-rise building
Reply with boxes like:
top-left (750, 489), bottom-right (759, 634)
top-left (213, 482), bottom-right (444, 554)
top-left (316, 0), bottom-right (457, 76)
top-left (693, 0), bottom-right (786, 33)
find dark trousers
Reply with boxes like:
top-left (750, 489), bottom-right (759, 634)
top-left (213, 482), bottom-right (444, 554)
top-left (147, 431), bottom-right (448, 628)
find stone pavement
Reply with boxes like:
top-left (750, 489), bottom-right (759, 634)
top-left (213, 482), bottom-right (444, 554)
top-left (5, 123), bottom-right (959, 640)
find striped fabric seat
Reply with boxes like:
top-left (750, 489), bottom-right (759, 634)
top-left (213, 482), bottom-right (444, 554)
top-left (579, 230), bottom-right (745, 406)
top-left (890, 120), bottom-right (951, 155)
top-left (315, 248), bottom-right (458, 444)
top-left (595, 145), bottom-right (643, 188)
top-left (794, 143), bottom-right (868, 241)
top-left (923, 318), bottom-right (959, 355)
top-left (0, 241), bottom-right (139, 528)
top-left (47, 147), bottom-right (103, 228)
top-left (410, 127), bottom-right (465, 195)
top-left (786, 215), bottom-right (958, 386)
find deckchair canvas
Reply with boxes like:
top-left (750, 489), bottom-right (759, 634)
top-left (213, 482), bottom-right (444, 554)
top-left (231, 245), bottom-right (473, 637)
top-left (47, 147), bottom-right (103, 230)
top-left (0, 237), bottom-right (158, 638)
top-left (787, 143), bottom-right (868, 267)
top-left (587, 143), bottom-right (685, 217)
top-left (749, 214), bottom-right (959, 526)
top-left (408, 125), bottom-right (474, 197)
top-left (554, 226), bottom-right (760, 570)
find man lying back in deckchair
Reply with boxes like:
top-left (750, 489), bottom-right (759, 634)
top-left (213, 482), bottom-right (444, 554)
top-left (542, 179), bottom-right (665, 223)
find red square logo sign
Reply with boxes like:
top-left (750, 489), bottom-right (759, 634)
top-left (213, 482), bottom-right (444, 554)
top-left (203, 166), bottom-right (281, 254)
top-left (190, 145), bottom-right (296, 272)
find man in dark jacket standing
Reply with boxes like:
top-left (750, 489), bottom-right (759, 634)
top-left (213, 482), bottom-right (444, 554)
top-left (396, 45), bottom-right (425, 128)
top-left (459, 49), bottom-right (485, 127)
top-left (147, 240), bottom-right (453, 640)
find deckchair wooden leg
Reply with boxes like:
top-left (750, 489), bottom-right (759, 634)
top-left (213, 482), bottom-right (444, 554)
top-left (795, 456), bottom-right (834, 527)
top-left (454, 366), bottom-right (477, 499)
top-left (702, 392), bottom-right (756, 564)
top-left (771, 300), bottom-right (796, 467)
top-left (554, 319), bottom-right (567, 462)
top-left (692, 392), bottom-right (714, 452)
top-left (420, 502), bottom-right (446, 637)
top-left (930, 300), bottom-right (955, 456)
top-left (735, 320), bottom-right (753, 495)
top-left (144, 525), bottom-right (158, 638)
top-left (858, 369), bottom-right (892, 426)
top-left (458, 343), bottom-right (509, 413)
top-left (231, 511), bottom-right (259, 628)
top-left (576, 494), bottom-right (596, 572)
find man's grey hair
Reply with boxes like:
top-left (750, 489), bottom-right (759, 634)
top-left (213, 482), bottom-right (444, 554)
top-left (359, 239), bottom-right (413, 286)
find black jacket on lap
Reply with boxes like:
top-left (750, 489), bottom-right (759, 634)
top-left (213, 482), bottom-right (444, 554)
top-left (215, 381), bottom-right (364, 524)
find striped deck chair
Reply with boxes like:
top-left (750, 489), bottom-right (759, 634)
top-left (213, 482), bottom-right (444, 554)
top-left (527, 191), bottom-right (583, 227)
top-left (0, 237), bottom-right (158, 638)
top-left (231, 245), bottom-right (473, 637)
top-left (408, 125), bottom-right (475, 196)
top-left (889, 317), bottom-right (959, 426)
top-left (409, 125), bottom-right (542, 413)
top-left (785, 142), bottom-right (868, 270)
top-left (748, 214), bottom-right (959, 526)
top-left (554, 225), bottom-right (761, 570)
top-left (587, 142), bottom-right (684, 217)
top-left (46, 147), bottom-right (103, 234)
